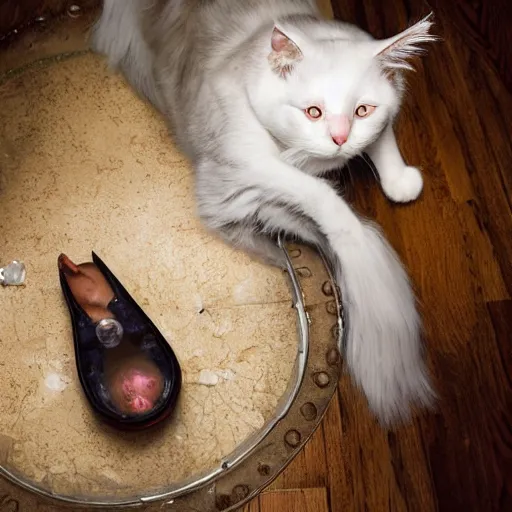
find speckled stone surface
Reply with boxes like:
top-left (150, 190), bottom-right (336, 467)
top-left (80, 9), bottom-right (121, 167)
top-left (0, 53), bottom-right (298, 500)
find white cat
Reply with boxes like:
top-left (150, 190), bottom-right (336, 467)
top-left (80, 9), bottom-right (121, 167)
top-left (91, 0), bottom-right (437, 426)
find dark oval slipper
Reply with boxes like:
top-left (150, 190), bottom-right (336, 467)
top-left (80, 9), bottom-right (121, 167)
top-left (58, 251), bottom-right (182, 430)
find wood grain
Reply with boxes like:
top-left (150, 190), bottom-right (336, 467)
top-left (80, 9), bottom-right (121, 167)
top-left (427, 0), bottom-right (512, 92)
top-left (250, 488), bottom-right (330, 512)
top-left (249, 0), bottom-right (512, 510)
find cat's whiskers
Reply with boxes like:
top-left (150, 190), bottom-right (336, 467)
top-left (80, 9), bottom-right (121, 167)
top-left (361, 152), bottom-right (379, 182)
top-left (344, 160), bottom-right (356, 190)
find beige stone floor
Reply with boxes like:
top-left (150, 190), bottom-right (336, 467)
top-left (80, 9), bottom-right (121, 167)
top-left (0, 52), bottom-right (298, 500)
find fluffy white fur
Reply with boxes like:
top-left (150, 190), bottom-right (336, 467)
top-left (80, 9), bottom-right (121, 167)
top-left (91, 0), bottom-right (437, 426)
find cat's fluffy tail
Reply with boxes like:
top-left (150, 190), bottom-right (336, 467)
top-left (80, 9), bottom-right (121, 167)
top-left (327, 221), bottom-right (435, 426)
top-left (90, 0), bottom-right (163, 110)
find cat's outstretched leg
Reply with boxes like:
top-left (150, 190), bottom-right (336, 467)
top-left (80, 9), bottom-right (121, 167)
top-left (368, 124), bottom-right (424, 203)
top-left (197, 157), bottom-right (434, 426)
top-left (206, 196), bottom-right (324, 268)
top-left (216, 223), bottom-right (288, 268)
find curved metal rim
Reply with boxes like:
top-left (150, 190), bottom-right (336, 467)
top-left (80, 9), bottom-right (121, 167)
top-left (0, 15), bottom-right (344, 508)
top-left (0, 237), bottom-right (310, 508)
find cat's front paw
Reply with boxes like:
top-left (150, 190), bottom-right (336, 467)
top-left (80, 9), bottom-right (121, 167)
top-left (381, 166), bottom-right (423, 203)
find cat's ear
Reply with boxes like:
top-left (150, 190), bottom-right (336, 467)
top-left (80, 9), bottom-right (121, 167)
top-left (374, 13), bottom-right (438, 72)
top-left (268, 26), bottom-right (303, 78)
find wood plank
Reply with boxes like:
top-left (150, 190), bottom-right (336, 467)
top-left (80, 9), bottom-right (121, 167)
top-left (258, 488), bottom-right (329, 512)
top-left (242, 496), bottom-right (261, 512)
top-left (321, 392), bottom-right (350, 509)
top-left (428, 0), bottom-right (512, 91)
top-left (269, 422), bottom-right (328, 490)
top-left (324, 0), bottom-right (512, 511)
top-left (485, 300), bottom-right (512, 512)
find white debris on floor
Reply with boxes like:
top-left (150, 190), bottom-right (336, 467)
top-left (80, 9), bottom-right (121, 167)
top-left (198, 370), bottom-right (219, 386)
top-left (44, 373), bottom-right (69, 392)
top-left (197, 369), bottom-right (236, 386)
top-left (194, 294), bottom-right (204, 314)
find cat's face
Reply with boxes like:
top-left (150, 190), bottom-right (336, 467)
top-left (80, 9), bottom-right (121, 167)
top-left (266, 46), bottom-right (399, 160)
top-left (253, 16), bottom-right (436, 161)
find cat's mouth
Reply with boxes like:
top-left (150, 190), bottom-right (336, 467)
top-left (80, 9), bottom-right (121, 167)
top-left (328, 143), bottom-right (350, 159)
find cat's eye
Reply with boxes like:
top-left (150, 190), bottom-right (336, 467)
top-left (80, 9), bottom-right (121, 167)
top-left (355, 104), bottom-right (376, 118)
top-left (305, 106), bottom-right (323, 120)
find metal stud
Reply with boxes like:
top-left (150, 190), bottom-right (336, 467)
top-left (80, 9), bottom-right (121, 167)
top-left (313, 372), bottom-right (330, 388)
top-left (258, 464), bottom-right (271, 476)
top-left (295, 267), bottom-right (312, 278)
top-left (322, 281), bottom-right (333, 296)
top-left (326, 300), bottom-right (337, 315)
top-left (67, 4), bottom-right (82, 18)
top-left (300, 402), bottom-right (318, 421)
top-left (284, 429), bottom-right (301, 448)
top-left (326, 348), bottom-right (340, 366)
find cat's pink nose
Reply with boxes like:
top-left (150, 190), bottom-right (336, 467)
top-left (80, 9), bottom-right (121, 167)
top-left (328, 114), bottom-right (351, 147)
top-left (332, 134), bottom-right (347, 146)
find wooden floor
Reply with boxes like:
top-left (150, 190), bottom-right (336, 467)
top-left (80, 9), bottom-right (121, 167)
top-left (244, 0), bottom-right (512, 510)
